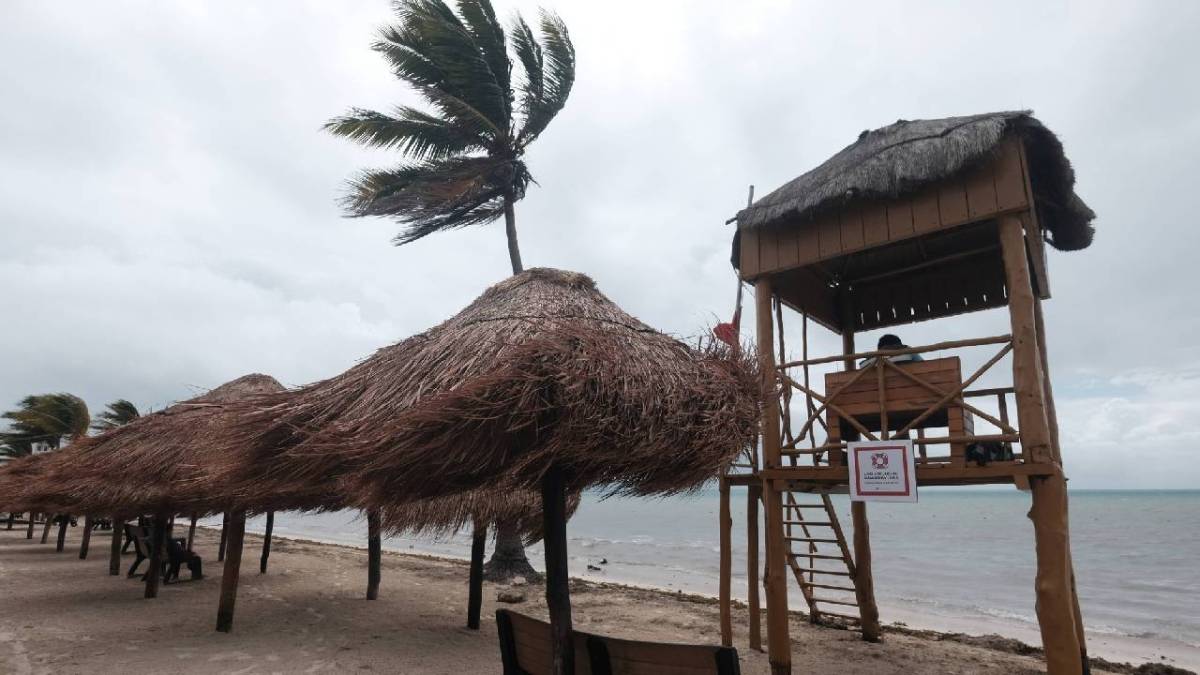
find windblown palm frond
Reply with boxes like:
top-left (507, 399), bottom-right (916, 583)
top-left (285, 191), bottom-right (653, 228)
top-left (326, 0), bottom-right (574, 250)
top-left (91, 399), bottom-right (140, 432)
top-left (0, 393), bottom-right (90, 450)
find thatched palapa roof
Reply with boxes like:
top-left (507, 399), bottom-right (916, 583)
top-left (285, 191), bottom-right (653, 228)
top-left (39, 374), bottom-right (286, 516)
top-left (737, 111), bottom-right (1095, 251)
top-left (213, 268), bottom-right (757, 510)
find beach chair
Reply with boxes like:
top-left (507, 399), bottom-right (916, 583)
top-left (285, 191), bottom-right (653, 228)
top-left (496, 609), bottom-right (740, 675)
top-left (124, 523), bottom-right (154, 578)
top-left (164, 536), bottom-right (202, 583)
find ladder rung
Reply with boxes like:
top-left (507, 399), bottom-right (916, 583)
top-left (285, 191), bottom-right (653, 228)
top-left (782, 504), bottom-right (827, 508)
top-left (786, 537), bottom-right (839, 543)
top-left (817, 611), bottom-right (861, 623)
top-left (788, 553), bottom-right (845, 561)
top-left (797, 568), bottom-right (852, 576)
top-left (784, 520), bottom-right (832, 526)
top-left (803, 583), bottom-right (856, 592)
top-left (813, 597), bottom-right (859, 607)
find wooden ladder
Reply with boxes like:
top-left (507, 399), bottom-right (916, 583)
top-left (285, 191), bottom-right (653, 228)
top-left (781, 489), bottom-right (862, 629)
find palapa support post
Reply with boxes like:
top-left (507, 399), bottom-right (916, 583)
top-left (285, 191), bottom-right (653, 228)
top-left (55, 515), bottom-right (69, 552)
top-left (41, 513), bottom-right (53, 543)
top-left (144, 512), bottom-right (168, 599)
top-left (218, 512), bottom-right (229, 562)
top-left (747, 483), bottom-right (762, 651)
top-left (998, 214), bottom-right (1082, 675)
top-left (467, 521), bottom-right (487, 629)
top-left (259, 510), bottom-right (274, 574)
top-left (541, 466), bottom-right (573, 675)
top-left (26, 513), bottom-right (35, 539)
top-left (216, 510), bottom-right (247, 633)
top-left (718, 476), bottom-right (732, 648)
top-left (6, 512), bottom-right (13, 529)
top-left (79, 515), bottom-right (93, 559)
top-left (756, 278), bottom-right (791, 675)
top-left (367, 509), bottom-right (382, 601)
top-left (187, 514), bottom-right (198, 552)
top-left (841, 327), bottom-right (882, 642)
top-left (109, 515), bottom-right (123, 576)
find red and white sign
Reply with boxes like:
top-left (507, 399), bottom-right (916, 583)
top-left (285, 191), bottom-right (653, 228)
top-left (848, 440), bottom-right (918, 503)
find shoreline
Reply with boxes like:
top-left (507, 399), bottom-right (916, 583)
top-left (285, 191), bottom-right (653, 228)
top-left (212, 524), bottom-right (1197, 673)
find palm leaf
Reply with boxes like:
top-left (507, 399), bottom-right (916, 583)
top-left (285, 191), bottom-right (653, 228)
top-left (324, 107), bottom-right (488, 159)
top-left (516, 10), bottom-right (574, 145)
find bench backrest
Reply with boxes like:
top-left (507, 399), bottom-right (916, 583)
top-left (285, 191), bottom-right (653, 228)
top-left (124, 523), bottom-right (152, 558)
top-left (496, 610), bottom-right (740, 675)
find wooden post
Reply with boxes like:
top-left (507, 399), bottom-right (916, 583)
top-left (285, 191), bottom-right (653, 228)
top-left (41, 514), bottom-right (53, 543)
top-left (756, 278), bottom-right (791, 675)
top-left (6, 512), bottom-right (13, 530)
top-left (747, 483), bottom-right (762, 651)
top-left (216, 510), bottom-right (247, 632)
top-left (367, 509), bottom-right (382, 600)
top-left (218, 512), bottom-right (229, 562)
top-left (259, 510), bottom-right (274, 574)
top-left (1035, 297), bottom-right (1090, 669)
top-left (842, 327), bottom-right (883, 642)
top-left (187, 514), bottom-right (197, 551)
top-left (109, 515), bottom-right (123, 575)
top-left (718, 477), bottom-right (732, 647)
top-left (79, 515), bottom-right (93, 559)
top-left (467, 521), bottom-right (486, 629)
top-left (144, 512), bottom-right (168, 599)
top-left (26, 513), bottom-right (35, 539)
top-left (541, 466), bottom-right (573, 675)
top-left (999, 214), bottom-right (1082, 675)
top-left (55, 515), bottom-right (69, 552)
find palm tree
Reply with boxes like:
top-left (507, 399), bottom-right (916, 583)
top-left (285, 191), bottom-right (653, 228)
top-left (325, 0), bottom-right (575, 274)
top-left (326, 0), bottom-right (576, 582)
top-left (91, 399), bottom-right (140, 432)
top-left (1, 393), bottom-right (90, 451)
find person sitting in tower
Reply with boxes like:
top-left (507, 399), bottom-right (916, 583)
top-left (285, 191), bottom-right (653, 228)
top-left (859, 333), bottom-right (923, 368)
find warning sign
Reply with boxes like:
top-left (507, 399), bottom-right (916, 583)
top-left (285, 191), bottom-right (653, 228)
top-left (848, 440), bottom-right (917, 503)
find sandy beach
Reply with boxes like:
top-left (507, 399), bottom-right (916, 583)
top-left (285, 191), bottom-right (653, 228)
top-left (1, 525), bottom-right (1185, 675)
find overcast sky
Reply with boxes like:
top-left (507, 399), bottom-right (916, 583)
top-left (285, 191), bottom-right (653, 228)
top-left (2, 1), bottom-right (1197, 488)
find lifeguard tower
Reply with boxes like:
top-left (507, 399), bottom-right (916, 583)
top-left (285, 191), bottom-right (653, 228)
top-left (717, 111), bottom-right (1094, 675)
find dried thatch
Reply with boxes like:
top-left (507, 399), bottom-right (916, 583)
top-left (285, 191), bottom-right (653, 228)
top-left (377, 488), bottom-right (581, 542)
top-left (212, 268), bottom-right (758, 510)
top-left (0, 453), bottom-right (55, 513)
top-left (38, 374), bottom-right (287, 517)
top-left (737, 111), bottom-right (1095, 251)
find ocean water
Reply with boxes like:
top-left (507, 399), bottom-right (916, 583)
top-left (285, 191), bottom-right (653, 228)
top-left (229, 489), bottom-right (1200, 667)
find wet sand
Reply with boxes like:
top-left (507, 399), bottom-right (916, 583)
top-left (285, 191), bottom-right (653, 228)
top-left (0, 526), bottom-right (1175, 674)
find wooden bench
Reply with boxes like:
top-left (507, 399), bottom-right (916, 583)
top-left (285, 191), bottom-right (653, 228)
top-left (497, 609), bottom-right (740, 675)
top-left (825, 356), bottom-right (974, 466)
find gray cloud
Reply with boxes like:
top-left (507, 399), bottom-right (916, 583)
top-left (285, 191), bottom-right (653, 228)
top-left (2, 0), bottom-right (1197, 487)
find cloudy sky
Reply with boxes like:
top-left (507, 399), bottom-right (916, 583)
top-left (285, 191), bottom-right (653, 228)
top-left (2, 1), bottom-right (1197, 487)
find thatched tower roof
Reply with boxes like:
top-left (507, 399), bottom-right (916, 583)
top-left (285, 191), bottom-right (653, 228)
top-left (215, 268), bottom-right (757, 509)
top-left (39, 374), bottom-right (287, 516)
top-left (737, 111), bottom-right (1095, 251)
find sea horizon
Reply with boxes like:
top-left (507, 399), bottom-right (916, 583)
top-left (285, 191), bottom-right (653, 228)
top-left (213, 487), bottom-right (1200, 670)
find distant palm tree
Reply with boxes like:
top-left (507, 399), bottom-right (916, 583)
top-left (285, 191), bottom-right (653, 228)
top-left (91, 399), bottom-right (140, 432)
top-left (1, 393), bottom-right (90, 451)
top-left (327, 0), bottom-right (576, 582)
top-left (325, 0), bottom-right (575, 274)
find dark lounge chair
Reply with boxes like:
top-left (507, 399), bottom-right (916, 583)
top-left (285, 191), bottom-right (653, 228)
top-left (496, 609), bottom-right (740, 675)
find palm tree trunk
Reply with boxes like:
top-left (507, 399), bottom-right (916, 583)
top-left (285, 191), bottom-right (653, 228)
top-left (504, 194), bottom-right (523, 274)
top-left (484, 522), bottom-right (540, 582)
top-left (489, 192), bottom-right (538, 582)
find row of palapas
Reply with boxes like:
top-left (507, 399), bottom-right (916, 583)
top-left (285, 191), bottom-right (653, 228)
top-left (0, 268), bottom-right (761, 642)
